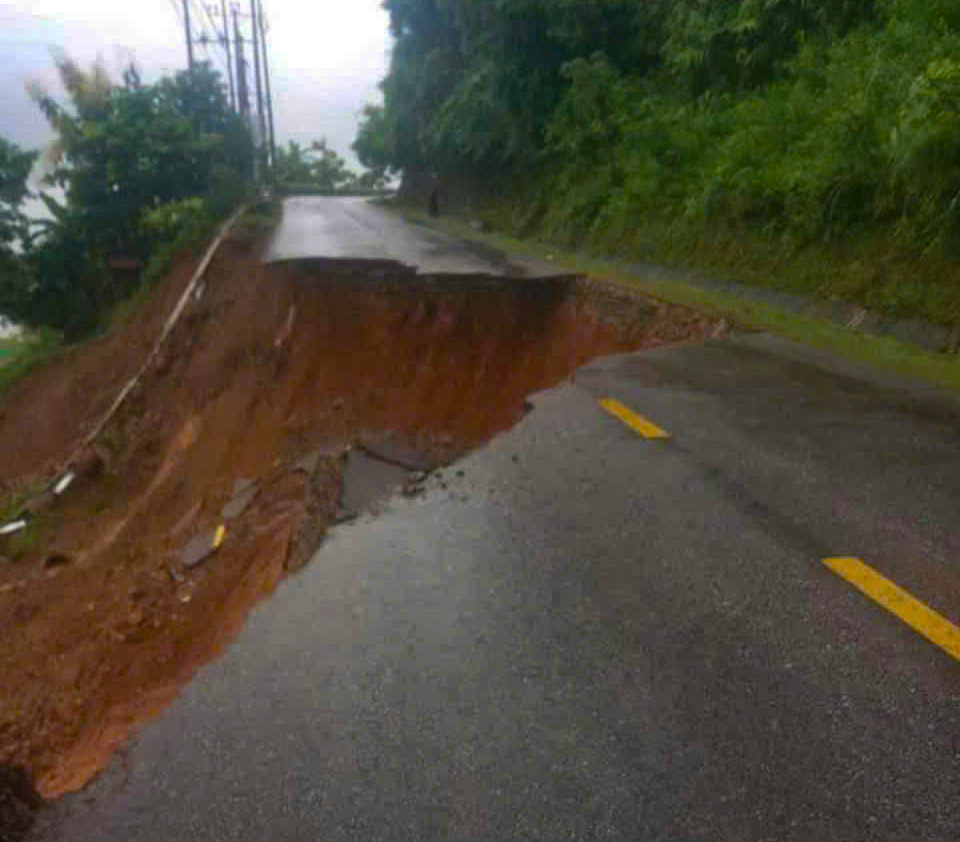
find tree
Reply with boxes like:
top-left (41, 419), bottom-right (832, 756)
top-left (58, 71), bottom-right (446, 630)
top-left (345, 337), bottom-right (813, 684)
top-left (30, 57), bottom-right (251, 258)
top-left (0, 138), bottom-right (38, 323)
top-left (15, 54), bottom-right (253, 336)
top-left (0, 138), bottom-right (35, 260)
top-left (273, 139), bottom-right (372, 193)
top-left (302, 140), bottom-right (354, 192)
top-left (358, 0), bottom-right (960, 266)
top-left (352, 104), bottom-right (394, 181)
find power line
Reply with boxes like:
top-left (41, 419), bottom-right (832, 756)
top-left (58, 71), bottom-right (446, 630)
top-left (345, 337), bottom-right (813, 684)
top-left (232, 4), bottom-right (250, 117)
top-left (204, 0), bottom-right (237, 107)
top-left (189, 0), bottom-right (218, 51)
top-left (250, 0), bottom-right (266, 159)
top-left (192, 0), bottom-right (218, 33)
top-left (197, 39), bottom-right (230, 82)
top-left (193, 14), bottom-right (229, 78)
top-left (220, 0), bottom-right (235, 110)
top-left (191, 0), bottom-right (229, 72)
top-left (173, 0), bottom-right (241, 110)
top-left (182, 0), bottom-right (195, 70)
top-left (257, 0), bottom-right (276, 168)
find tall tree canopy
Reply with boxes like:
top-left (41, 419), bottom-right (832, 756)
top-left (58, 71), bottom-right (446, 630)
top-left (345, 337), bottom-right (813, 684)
top-left (5, 55), bottom-right (252, 336)
top-left (0, 138), bottom-right (37, 321)
top-left (356, 0), bottom-right (960, 269)
top-left (30, 55), bottom-right (251, 260)
top-left (273, 139), bottom-right (364, 192)
top-left (0, 138), bottom-right (35, 262)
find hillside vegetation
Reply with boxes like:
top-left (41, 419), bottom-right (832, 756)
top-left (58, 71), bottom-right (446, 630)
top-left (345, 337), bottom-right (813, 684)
top-left (1, 58), bottom-right (252, 340)
top-left (355, 0), bottom-right (960, 325)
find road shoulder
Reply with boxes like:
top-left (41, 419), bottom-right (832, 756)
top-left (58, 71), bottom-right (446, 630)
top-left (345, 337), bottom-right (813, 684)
top-left (392, 205), bottom-right (960, 393)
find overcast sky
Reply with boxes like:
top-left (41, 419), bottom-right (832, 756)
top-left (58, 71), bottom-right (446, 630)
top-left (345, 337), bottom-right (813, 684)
top-left (0, 0), bottom-right (392, 168)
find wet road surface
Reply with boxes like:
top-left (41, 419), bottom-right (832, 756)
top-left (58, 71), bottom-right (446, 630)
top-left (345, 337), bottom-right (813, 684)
top-left (32, 330), bottom-right (960, 841)
top-left (264, 196), bottom-right (549, 275)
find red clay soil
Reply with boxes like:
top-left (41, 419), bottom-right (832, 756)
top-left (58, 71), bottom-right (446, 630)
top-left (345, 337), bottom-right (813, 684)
top-left (0, 230), bottom-right (724, 810)
top-left (0, 253), bottom-right (203, 488)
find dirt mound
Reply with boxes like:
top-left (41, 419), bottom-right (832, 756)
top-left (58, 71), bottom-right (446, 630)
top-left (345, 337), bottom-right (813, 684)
top-left (0, 232), bottom-right (723, 822)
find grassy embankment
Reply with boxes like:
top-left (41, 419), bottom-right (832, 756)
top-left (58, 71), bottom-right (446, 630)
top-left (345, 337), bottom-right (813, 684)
top-left (400, 205), bottom-right (960, 391)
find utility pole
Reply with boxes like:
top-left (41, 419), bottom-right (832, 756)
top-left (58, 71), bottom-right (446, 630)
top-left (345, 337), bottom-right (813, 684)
top-left (257, 0), bottom-right (276, 168)
top-left (233, 6), bottom-right (249, 117)
top-left (183, 0), bottom-right (195, 71)
top-left (249, 0), bottom-right (267, 167)
top-left (219, 0), bottom-right (235, 110)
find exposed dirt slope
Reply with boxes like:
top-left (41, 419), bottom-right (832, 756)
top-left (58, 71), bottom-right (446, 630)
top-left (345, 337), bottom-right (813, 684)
top-left (0, 230), bottom-right (724, 819)
top-left (0, 254), bottom-right (203, 488)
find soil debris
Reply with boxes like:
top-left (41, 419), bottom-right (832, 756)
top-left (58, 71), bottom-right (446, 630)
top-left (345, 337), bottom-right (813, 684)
top-left (42, 554), bottom-right (71, 570)
top-left (0, 234), bottom-right (724, 804)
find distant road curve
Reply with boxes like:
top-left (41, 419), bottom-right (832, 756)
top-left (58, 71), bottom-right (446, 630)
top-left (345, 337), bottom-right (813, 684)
top-left (264, 196), bottom-right (534, 276)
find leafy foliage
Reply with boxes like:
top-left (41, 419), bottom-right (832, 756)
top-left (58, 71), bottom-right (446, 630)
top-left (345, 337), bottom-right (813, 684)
top-left (0, 138), bottom-right (37, 320)
top-left (360, 0), bottom-right (960, 319)
top-left (5, 56), bottom-right (253, 337)
top-left (273, 139), bottom-right (377, 193)
top-left (0, 139), bottom-right (36, 254)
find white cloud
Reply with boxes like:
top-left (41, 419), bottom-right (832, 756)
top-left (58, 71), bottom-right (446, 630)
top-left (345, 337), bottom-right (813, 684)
top-left (0, 0), bottom-right (392, 165)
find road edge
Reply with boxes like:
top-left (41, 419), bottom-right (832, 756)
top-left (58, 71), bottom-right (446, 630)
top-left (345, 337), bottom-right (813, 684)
top-left (392, 205), bottom-right (960, 394)
top-left (0, 205), bottom-right (250, 538)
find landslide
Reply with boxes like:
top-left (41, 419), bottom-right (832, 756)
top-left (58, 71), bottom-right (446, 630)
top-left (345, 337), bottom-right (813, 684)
top-left (0, 224), bottom-right (724, 822)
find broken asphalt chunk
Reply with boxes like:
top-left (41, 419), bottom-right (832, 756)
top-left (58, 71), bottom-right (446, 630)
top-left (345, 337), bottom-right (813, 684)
top-left (356, 435), bottom-right (437, 472)
top-left (181, 525), bottom-right (227, 569)
top-left (232, 477), bottom-right (256, 496)
top-left (340, 450), bottom-right (410, 514)
top-left (221, 483), bottom-right (259, 520)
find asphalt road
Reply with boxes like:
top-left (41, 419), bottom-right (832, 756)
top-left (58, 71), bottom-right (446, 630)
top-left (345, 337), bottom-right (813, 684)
top-left (31, 205), bottom-right (960, 840)
top-left (263, 196), bottom-right (551, 275)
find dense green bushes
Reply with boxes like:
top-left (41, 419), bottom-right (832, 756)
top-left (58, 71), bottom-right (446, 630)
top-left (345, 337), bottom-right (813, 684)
top-left (0, 57), bottom-right (252, 339)
top-left (358, 0), bottom-right (960, 322)
top-left (273, 139), bottom-right (386, 194)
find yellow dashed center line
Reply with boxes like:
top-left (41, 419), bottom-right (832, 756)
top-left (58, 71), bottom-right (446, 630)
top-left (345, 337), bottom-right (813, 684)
top-left (595, 396), bottom-right (957, 664)
top-left (824, 557), bottom-right (960, 663)
top-left (599, 398), bottom-right (670, 439)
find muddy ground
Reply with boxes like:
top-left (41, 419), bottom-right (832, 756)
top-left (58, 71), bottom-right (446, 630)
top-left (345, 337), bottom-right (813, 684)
top-left (0, 225), bottom-right (724, 835)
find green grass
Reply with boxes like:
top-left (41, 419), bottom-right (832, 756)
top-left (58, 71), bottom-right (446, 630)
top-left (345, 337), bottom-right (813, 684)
top-left (240, 199), bottom-right (283, 233)
top-left (104, 279), bottom-right (157, 332)
top-left (2, 201), bottom-right (258, 393)
top-left (108, 203), bottom-right (261, 333)
top-left (0, 480), bottom-right (50, 558)
top-left (398, 206), bottom-right (960, 392)
top-left (635, 224), bottom-right (960, 327)
top-left (0, 489), bottom-right (28, 523)
top-left (0, 338), bottom-right (20, 361)
top-left (0, 330), bottom-right (65, 394)
top-left (1, 517), bottom-right (47, 559)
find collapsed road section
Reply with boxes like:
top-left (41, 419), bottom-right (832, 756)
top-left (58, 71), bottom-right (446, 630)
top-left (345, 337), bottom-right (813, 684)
top-left (0, 219), bottom-right (725, 831)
